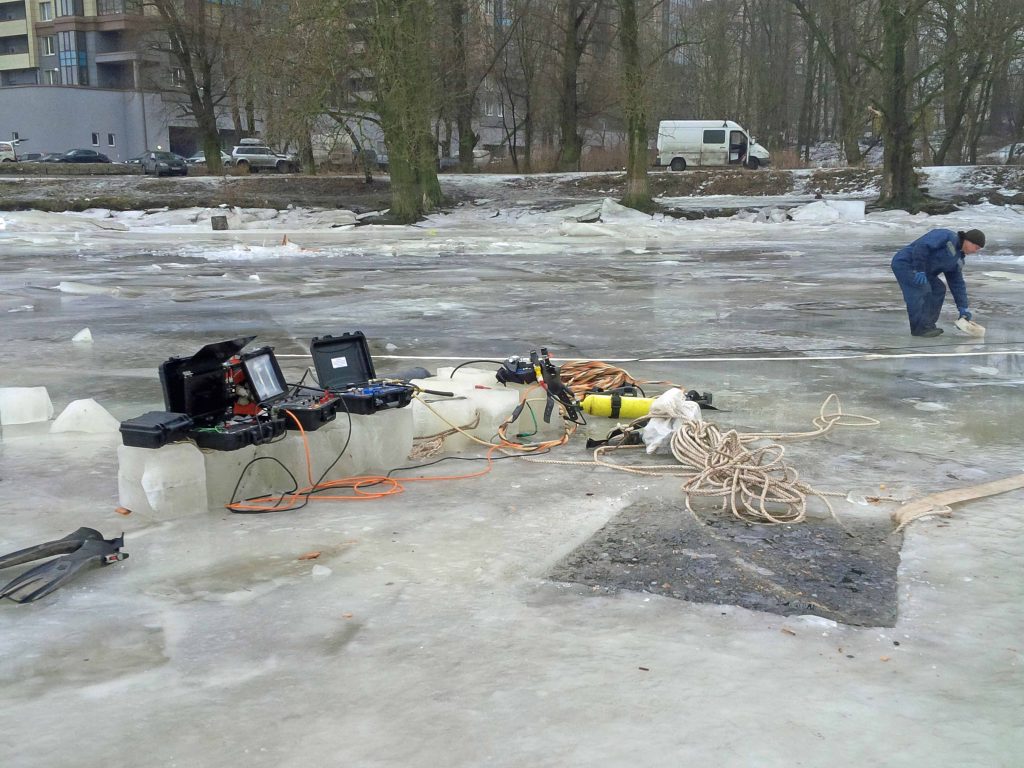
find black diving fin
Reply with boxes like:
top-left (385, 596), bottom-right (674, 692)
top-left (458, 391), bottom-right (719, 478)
top-left (0, 527), bottom-right (128, 603)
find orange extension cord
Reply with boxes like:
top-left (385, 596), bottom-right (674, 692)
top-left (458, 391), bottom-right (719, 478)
top-left (226, 389), bottom-right (575, 514)
top-left (559, 360), bottom-right (679, 398)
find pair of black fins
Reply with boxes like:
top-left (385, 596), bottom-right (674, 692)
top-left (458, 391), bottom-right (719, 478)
top-left (0, 527), bottom-right (128, 603)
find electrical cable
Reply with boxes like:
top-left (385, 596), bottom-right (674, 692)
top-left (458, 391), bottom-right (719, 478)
top-left (448, 359), bottom-right (503, 377)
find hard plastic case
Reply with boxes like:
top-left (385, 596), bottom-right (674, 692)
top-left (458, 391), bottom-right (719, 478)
top-left (159, 336), bottom-right (254, 426)
top-left (190, 415), bottom-right (286, 451)
top-left (274, 390), bottom-right (341, 431)
top-left (119, 411), bottom-right (195, 449)
top-left (158, 337), bottom-right (297, 448)
top-left (310, 332), bottom-right (413, 415)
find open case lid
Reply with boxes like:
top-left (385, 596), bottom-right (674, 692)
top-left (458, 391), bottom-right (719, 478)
top-left (159, 336), bottom-right (255, 423)
top-left (310, 332), bottom-right (376, 390)
top-left (237, 346), bottom-right (288, 406)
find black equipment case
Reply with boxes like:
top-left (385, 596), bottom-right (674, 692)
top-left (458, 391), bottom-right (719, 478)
top-left (119, 411), bottom-right (195, 449)
top-left (156, 336), bottom-right (286, 450)
top-left (310, 332), bottom-right (414, 415)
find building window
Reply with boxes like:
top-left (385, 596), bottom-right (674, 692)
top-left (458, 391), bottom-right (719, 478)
top-left (39, 1), bottom-right (52, 20)
top-left (42, 36), bottom-right (55, 56)
top-left (91, 132), bottom-right (99, 146)
top-left (56, 0), bottom-right (84, 17)
top-left (11, 132), bottom-right (19, 141)
top-left (57, 30), bottom-right (88, 85)
top-left (171, 67), bottom-right (185, 87)
top-left (107, 133), bottom-right (115, 147)
top-left (97, 0), bottom-right (125, 14)
top-left (44, 69), bottom-right (59, 84)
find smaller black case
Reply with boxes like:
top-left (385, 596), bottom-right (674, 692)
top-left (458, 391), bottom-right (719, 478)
top-left (310, 332), bottom-right (413, 415)
top-left (191, 415), bottom-right (286, 451)
top-left (120, 411), bottom-right (195, 449)
top-left (274, 391), bottom-right (341, 431)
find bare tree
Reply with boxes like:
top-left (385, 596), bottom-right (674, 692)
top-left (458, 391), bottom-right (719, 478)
top-left (616, 0), bottom-right (650, 208)
top-left (555, 0), bottom-right (606, 170)
top-left (137, 0), bottom-right (254, 172)
top-left (789, 0), bottom-right (879, 165)
top-left (368, 0), bottom-right (443, 220)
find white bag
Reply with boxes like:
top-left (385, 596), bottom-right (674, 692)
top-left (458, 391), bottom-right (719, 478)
top-left (640, 388), bottom-right (702, 454)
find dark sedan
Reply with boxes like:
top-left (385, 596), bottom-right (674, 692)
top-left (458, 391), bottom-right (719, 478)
top-left (25, 152), bottom-right (65, 163)
top-left (141, 151), bottom-right (188, 177)
top-left (56, 149), bottom-right (112, 163)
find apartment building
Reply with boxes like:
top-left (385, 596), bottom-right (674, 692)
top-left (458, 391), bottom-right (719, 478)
top-left (0, 0), bottom-right (235, 159)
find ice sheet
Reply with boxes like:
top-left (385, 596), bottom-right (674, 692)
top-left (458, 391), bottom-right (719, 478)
top-left (0, 176), bottom-right (1022, 768)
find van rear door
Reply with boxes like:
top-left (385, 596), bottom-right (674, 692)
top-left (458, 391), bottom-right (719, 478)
top-left (700, 128), bottom-right (728, 166)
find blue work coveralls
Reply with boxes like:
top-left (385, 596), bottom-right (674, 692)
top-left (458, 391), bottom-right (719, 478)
top-left (890, 228), bottom-right (970, 334)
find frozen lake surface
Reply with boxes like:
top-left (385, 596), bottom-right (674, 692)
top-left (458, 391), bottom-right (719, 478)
top-left (1, 177), bottom-right (1022, 767)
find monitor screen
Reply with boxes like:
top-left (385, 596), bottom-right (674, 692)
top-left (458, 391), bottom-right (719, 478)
top-left (244, 353), bottom-right (285, 403)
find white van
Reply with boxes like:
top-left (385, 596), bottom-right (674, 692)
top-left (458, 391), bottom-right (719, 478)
top-left (0, 141), bottom-right (17, 162)
top-left (656, 120), bottom-right (769, 170)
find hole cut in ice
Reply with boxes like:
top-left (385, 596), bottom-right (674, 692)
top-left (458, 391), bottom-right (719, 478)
top-left (550, 499), bottom-right (901, 627)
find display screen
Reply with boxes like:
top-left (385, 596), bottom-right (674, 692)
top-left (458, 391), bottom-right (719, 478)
top-left (244, 353), bottom-right (285, 403)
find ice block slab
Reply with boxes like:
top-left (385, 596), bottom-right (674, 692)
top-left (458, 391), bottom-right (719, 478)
top-left (50, 398), bottom-right (120, 434)
top-left (0, 386), bottom-right (54, 425)
top-left (116, 408), bottom-right (415, 516)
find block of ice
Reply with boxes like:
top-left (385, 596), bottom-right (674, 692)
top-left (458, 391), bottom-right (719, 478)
top-left (72, 327), bottom-right (93, 343)
top-left (117, 410), bottom-right (416, 512)
top-left (825, 200), bottom-right (866, 221)
top-left (0, 386), bottom-right (54, 425)
top-left (50, 398), bottom-right (120, 434)
top-left (433, 366), bottom-right (500, 389)
top-left (789, 200), bottom-right (841, 224)
top-left (118, 443), bottom-right (208, 519)
top-left (464, 387), bottom-right (522, 442)
top-left (412, 395), bottom-right (478, 452)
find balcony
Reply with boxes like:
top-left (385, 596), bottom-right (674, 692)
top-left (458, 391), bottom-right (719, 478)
top-left (0, 18), bottom-right (28, 36)
top-left (0, 51), bottom-right (31, 69)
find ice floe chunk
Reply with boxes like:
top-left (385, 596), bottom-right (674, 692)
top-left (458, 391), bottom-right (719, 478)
top-left (0, 386), bottom-right (54, 425)
top-left (50, 398), bottom-right (120, 433)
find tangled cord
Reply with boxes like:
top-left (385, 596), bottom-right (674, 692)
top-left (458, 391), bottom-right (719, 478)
top-left (560, 360), bottom-right (678, 398)
top-left (593, 395), bottom-right (878, 526)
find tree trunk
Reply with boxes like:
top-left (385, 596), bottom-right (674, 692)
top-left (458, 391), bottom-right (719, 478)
top-left (556, 0), bottom-right (584, 171)
top-left (370, 0), bottom-right (443, 222)
top-left (878, 0), bottom-right (923, 210)
top-left (617, 0), bottom-right (649, 210)
top-left (448, 0), bottom-right (478, 170)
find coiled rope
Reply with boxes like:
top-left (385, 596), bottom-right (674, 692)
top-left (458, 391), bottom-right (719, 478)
top-left (593, 394), bottom-right (879, 526)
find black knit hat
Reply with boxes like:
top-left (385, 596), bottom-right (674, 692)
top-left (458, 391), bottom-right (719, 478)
top-left (960, 229), bottom-right (986, 248)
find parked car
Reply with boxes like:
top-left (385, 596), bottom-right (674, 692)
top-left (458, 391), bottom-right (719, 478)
top-left (231, 138), bottom-right (296, 173)
top-left (0, 141), bottom-right (17, 162)
top-left (25, 152), bottom-right (64, 163)
top-left (141, 150), bottom-right (188, 177)
top-left (186, 150), bottom-right (233, 167)
top-left (351, 147), bottom-right (388, 171)
top-left (19, 152), bottom-right (42, 162)
top-left (55, 149), bottom-right (112, 163)
top-left (124, 154), bottom-right (146, 165)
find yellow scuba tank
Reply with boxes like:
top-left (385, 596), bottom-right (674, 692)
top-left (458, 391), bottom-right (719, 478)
top-left (580, 392), bottom-right (656, 419)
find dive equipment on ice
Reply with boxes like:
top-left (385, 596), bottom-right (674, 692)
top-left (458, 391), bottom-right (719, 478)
top-left (581, 388), bottom-right (715, 418)
top-left (496, 355), bottom-right (538, 385)
top-left (531, 348), bottom-right (584, 424)
top-left (581, 391), bottom-right (656, 419)
top-left (0, 527), bottom-right (128, 603)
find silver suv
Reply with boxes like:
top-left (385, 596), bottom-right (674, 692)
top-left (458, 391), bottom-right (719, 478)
top-left (230, 139), bottom-right (297, 173)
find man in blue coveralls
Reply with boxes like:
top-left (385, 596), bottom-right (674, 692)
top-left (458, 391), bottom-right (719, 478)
top-left (891, 228), bottom-right (985, 337)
